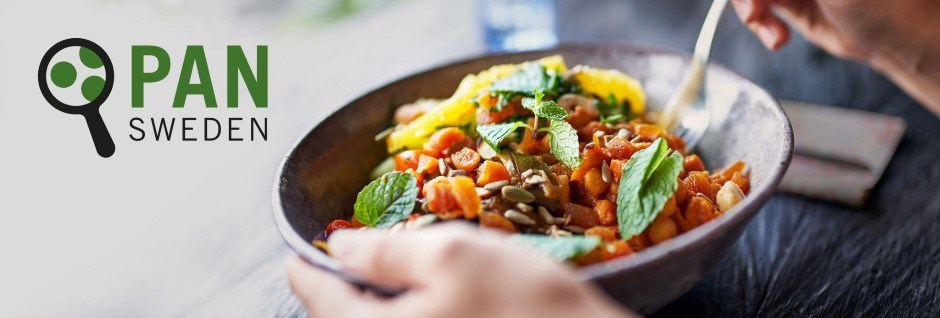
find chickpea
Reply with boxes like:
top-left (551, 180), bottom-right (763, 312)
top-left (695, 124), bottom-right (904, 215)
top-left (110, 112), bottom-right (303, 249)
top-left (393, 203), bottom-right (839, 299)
top-left (648, 215), bottom-right (678, 244)
top-left (661, 196), bottom-right (678, 217)
top-left (584, 168), bottom-right (608, 196)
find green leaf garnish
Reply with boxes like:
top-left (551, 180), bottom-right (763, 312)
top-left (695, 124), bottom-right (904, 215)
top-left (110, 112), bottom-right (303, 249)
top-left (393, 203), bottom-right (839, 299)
top-left (476, 121), bottom-right (529, 150)
top-left (490, 63), bottom-right (563, 97)
top-left (547, 119), bottom-right (582, 169)
top-left (521, 88), bottom-right (569, 121)
top-left (597, 93), bottom-right (632, 123)
top-left (353, 171), bottom-right (419, 227)
top-left (616, 138), bottom-right (684, 238)
top-left (509, 234), bottom-right (601, 261)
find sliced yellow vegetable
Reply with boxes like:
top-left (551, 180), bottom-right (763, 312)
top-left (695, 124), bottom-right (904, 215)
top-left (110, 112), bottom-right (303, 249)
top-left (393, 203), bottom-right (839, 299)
top-left (386, 55), bottom-right (567, 152)
top-left (568, 65), bottom-right (645, 115)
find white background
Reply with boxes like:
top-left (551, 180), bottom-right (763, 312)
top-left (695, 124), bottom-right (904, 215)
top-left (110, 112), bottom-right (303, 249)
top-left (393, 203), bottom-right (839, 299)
top-left (0, 0), bottom-right (481, 315)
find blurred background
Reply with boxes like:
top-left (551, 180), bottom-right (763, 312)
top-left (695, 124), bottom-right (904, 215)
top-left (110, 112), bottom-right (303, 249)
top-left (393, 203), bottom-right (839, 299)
top-left (0, 0), bottom-right (932, 317)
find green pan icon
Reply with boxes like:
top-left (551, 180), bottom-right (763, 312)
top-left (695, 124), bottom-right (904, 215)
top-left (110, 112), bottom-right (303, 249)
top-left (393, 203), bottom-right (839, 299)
top-left (38, 38), bottom-right (115, 158)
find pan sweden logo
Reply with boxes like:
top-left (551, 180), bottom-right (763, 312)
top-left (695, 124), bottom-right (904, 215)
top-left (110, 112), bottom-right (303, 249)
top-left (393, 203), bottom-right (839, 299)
top-left (38, 38), bottom-right (116, 158)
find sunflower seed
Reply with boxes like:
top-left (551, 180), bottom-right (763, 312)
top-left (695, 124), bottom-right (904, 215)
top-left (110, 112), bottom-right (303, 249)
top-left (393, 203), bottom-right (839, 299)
top-left (563, 225), bottom-right (586, 234)
top-left (617, 128), bottom-right (630, 138)
top-left (538, 206), bottom-right (554, 224)
top-left (501, 186), bottom-right (535, 203)
top-left (448, 169), bottom-right (468, 178)
top-left (475, 187), bottom-right (492, 198)
top-left (524, 175), bottom-right (547, 185)
top-left (631, 136), bottom-right (642, 143)
top-left (504, 209), bottom-right (536, 225)
top-left (516, 202), bottom-right (533, 213)
top-left (547, 225), bottom-right (572, 237)
top-left (478, 142), bottom-right (497, 159)
top-left (438, 159), bottom-right (449, 175)
top-left (521, 169), bottom-right (535, 179)
top-left (483, 180), bottom-right (510, 191)
top-left (601, 161), bottom-right (612, 183)
top-left (553, 217), bottom-right (566, 225)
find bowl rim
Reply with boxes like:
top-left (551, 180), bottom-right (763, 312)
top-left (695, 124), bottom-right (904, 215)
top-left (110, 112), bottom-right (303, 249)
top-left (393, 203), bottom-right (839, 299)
top-left (271, 41), bottom-right (794, 281)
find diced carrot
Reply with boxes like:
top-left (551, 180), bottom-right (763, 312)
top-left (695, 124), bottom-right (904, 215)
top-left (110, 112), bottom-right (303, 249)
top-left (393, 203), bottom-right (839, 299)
top-left (626, 232), bottom-right (652, 251)
top-left (633, 124), bottom-right (664, 140)
top-left (571, 148), bottom-right (606, 181)
top-left (594, 199), bottom-right (616, 226)
top-left (710, 161), bottom-right (746, 185)
top-left (601, 240), bottom-right (634, 260)
top-left (423, 177), bottom-right (455, 214)
top-left (675, 177), bottom-right (689, 207)
top-left (577, 248), bottom-right (606, 266)
top-left (731, 171), bottom-right (750, 195)
top-left (578, 121), bottom-right (610, 140)
top-left (449, 176), bottom-right (481, 219)
top-left (684, 196), bottom-right (717, 227)
top-left (351, 216), bottom-right (366, 227)
top-left (393, 150), bottom-right (439, 172)
top-left (476, 160), bottom-right (510, 186)
top-left (325, 220), bottom-right (352, 236)
top-left (476, 95), bottom-right (528, 125)
top-left (683, 171), bottom-right (715, 202)
top-left (479, 211), bottom-right (518, 233)
top-left (416, 155), bottom-right (441, 176)
top-left (567, 106), bottom-right (593, 129)
top-left (609, 159), bottom-right (624, 182)
top-left (683, 154), bottom-right (705, 172)
top-left (425, 127), bottom-right (471, 155)
top-left (663, 134), bottom-right (687, 154)
top-left (563, 203), bottom-right (598, 228)
top-left (585, 226), bottom-right (618, 242)
top-left (451, 147), bottom-right (482, 171)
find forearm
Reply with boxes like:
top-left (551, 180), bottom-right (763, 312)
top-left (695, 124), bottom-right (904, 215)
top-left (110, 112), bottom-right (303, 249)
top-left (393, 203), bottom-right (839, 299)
top-left (866, 1), bottom-right (940, 116)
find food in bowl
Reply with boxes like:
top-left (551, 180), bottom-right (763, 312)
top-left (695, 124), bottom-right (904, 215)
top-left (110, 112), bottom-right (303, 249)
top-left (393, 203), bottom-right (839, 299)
top-left (317, 55), bottom-right (750, 265)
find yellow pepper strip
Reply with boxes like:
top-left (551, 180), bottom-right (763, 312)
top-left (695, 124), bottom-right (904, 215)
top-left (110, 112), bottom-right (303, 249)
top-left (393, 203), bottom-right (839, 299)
top-left (386, 55), bottom-right (567, 152)
top-left (568, 65), bottom-right (646, 115)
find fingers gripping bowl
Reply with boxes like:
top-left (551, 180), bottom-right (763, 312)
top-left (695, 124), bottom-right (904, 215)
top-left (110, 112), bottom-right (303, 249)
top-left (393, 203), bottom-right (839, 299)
top-left (273, 43), bottom-right (792, 313)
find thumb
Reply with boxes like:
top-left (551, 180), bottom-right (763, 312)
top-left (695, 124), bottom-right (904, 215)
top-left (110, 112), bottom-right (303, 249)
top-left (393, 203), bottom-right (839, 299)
top-left (328, 222), bottom-right (483, 286)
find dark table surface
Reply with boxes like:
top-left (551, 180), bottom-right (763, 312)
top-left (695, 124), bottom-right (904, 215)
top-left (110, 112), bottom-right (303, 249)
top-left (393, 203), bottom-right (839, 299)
top-left (171, 1), bottom-right (938, 317)
top-left (556, 0), bottom-right (940, 316)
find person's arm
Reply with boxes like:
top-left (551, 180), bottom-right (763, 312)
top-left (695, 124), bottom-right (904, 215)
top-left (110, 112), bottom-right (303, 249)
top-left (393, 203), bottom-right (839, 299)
top-left (732, 0), bottom-right (940, 116)
top-left (286, 223), bottom-right (636, 318)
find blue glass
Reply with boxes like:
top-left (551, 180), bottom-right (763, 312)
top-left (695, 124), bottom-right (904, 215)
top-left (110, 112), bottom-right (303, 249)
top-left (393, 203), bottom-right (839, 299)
top-left (480, 0), bottom-right (558, 52)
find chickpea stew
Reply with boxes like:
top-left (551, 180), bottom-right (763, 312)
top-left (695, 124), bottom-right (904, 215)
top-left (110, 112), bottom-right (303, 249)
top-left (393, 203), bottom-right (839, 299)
top-left (317, 56), bottom-right (750, 265)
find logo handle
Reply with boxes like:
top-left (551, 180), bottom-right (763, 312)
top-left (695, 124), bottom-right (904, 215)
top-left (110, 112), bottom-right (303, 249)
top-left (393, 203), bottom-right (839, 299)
top-left (83, 110), bottom-right (115, 158)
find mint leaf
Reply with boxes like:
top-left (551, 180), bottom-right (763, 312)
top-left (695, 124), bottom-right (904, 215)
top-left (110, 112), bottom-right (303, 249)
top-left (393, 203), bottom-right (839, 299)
top-left (522, 88), bottom-right (569, 121)
top-left (597, 93), bottom-right (632, 122)
top-left (616, 138), bottom-right (684, 238)
top-left (477, 121), bottom-right (528, 150)
top-left (509, 234), bottom-right (601, 261)
top-left (548, 119), bottom-right (582, 169)
top-left (490, 63), bottom-right (563, 97)
top-left (354, 172), bottom-right (419, 227)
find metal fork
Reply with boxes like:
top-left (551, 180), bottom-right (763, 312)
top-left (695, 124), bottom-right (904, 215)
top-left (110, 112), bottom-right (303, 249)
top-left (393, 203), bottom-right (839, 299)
top-left (657, 0), bottom-right (729, 150)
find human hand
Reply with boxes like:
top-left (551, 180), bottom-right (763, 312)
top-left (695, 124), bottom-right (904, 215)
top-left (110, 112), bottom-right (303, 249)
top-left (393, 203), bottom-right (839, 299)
top-left (286, 222), bottom-right (636, 318)
top-left (731, 0), bottom-right (940, 115)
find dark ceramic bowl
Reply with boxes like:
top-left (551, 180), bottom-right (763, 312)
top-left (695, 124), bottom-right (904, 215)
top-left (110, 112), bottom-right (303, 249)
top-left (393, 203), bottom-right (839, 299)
top-left (273, 43), bottom-right (793, 313)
